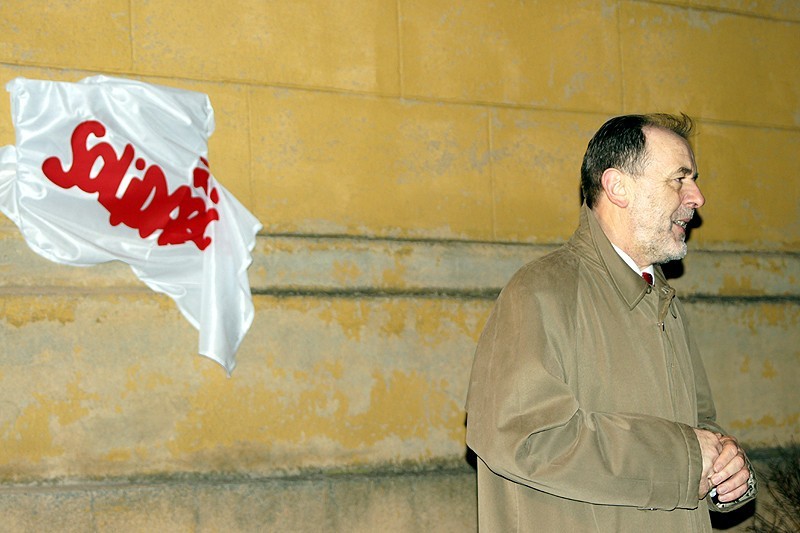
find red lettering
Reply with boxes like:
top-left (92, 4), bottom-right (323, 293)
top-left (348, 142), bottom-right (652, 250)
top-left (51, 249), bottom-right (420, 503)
top-left (42, 120), bottom-right (133, 195)
top-left (41, 120), bottom-right (219, 251)
top-left (159, 192), bottom-right (219, 250)
top-left (192, 160), bottom-right (219, 204)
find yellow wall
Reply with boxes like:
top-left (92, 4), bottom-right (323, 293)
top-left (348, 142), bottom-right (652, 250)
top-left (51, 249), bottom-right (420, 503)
top-left (0, 1), bottom-right (798, 528)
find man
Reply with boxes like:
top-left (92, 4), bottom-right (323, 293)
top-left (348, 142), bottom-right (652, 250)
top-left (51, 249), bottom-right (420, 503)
top-left (465, 114), bottom-right (756, 531)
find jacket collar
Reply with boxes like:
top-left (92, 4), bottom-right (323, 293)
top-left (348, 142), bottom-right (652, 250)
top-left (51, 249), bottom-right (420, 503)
top-left (568, 203), bottom-right (651, 310)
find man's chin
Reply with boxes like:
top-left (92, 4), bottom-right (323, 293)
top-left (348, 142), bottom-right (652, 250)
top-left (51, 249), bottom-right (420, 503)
top-left (661, 246), bottom-right (688, 265)
top-left (651, 241), bottom-right (688, 265)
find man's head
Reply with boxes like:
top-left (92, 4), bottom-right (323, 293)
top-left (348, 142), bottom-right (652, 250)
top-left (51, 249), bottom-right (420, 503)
top-left (582, 114), bottom-right (705, 267)
top-left (581, 114), bottom-right (694, 208)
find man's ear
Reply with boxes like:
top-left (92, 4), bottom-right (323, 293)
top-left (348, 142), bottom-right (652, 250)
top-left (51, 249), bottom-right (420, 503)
top-left (600, 168), bottom-right (629, 208)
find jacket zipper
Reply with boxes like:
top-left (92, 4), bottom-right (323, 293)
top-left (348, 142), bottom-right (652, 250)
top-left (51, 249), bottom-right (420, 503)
top-left (658, 285), bottom-right (678, 418)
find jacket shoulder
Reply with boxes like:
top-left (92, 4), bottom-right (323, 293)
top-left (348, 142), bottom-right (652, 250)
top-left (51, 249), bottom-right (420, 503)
top-left (504, 245), bottom-right (582, 300)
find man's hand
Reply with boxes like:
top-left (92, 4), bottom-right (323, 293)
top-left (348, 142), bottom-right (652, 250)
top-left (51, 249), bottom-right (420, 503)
top-left (693, 428), bottom-right (723, 498)
top-left (709, 435), bottom-right (752, 503)
top-left (693, 429), bottom-right (752, 502)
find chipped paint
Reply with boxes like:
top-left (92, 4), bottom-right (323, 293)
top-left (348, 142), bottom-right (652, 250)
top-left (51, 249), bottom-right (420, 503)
top-left (332, 260), bottom-right (362, 285)
top-left (1, 296), bottom-right (78, 327)
top-left (101, 448), bottom-right (133, 463)
top-left (414, 300), bottom-right (487, 345)
top-left (739, 302), bottom-right (796, 333)
top-left (0, 400), bottom-right (62, 464)
top-left (381, 258), bottom-right (409, 289)
top-left (739, 356), bottom-right (750, 374)
top-left (166, 367), bottom-right (464, 462)
top-left (0, 377), bottom-right (98, 466)
top-left (318, 300), bottom-right (371, 342)
top-left (380, 304), bottom-right (408, 338)
top-left (123, 364), bottom-right (175, 397)
top-left (729, 412), bottom-right (800, 432)
top-left (761, 359), bottom-right (777, 379)
top-left (720, 273), bottom-right (758, 295)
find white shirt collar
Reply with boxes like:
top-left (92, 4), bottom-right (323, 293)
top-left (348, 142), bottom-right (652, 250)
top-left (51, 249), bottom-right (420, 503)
top-left (611, 243), bottom-right (655, 279)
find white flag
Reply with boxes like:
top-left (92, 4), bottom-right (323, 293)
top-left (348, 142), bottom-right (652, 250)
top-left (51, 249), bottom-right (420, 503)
top-left (0, 76), bottom-right (262, 374)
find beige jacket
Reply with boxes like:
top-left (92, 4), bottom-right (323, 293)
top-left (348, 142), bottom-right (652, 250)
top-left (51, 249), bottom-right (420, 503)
top-left (466, 204), bottom-right (753, 532)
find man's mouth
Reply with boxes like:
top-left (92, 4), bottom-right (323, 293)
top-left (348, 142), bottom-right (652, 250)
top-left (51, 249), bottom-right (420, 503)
top-left (673, 220), bottom-right (688, 230)
top-left (672, 211), bottom-right (694, 233)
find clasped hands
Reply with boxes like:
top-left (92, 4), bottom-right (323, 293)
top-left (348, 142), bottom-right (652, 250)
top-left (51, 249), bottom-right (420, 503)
top-left (693, 428), bottom-right (751, 503)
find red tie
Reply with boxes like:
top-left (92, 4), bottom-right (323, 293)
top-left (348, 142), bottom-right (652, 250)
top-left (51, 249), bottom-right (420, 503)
top-left (642, 272), bottom-right (653, 285)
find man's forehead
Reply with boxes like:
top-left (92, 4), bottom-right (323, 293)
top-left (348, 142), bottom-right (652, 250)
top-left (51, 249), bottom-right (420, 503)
top-left (643, 126), bottom-right (696, 166)
top-left (643, 124), bottom-right (691, 145)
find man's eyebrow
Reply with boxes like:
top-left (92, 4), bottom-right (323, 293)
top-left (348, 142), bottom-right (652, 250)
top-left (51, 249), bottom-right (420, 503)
top-left (676, 166), bottom-right (699, 179)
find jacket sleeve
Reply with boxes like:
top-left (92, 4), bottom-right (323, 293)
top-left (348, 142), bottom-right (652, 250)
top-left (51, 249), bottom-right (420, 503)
top-left (465, 272), bottom-right (703, 511)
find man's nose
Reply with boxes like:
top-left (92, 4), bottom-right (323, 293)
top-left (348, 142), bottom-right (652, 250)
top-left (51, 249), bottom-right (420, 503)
top-left (684, 180), bottom-right (705, 209)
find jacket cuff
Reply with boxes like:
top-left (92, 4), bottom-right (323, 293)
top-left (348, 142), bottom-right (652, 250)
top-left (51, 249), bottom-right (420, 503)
top-left (681, 422), bottom-right (704, 509)
top-left (638, 423), bottom-right (702, 510)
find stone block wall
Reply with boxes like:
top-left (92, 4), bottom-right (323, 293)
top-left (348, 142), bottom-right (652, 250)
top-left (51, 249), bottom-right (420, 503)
top-left (0, 1), bottom-right (797, 530)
